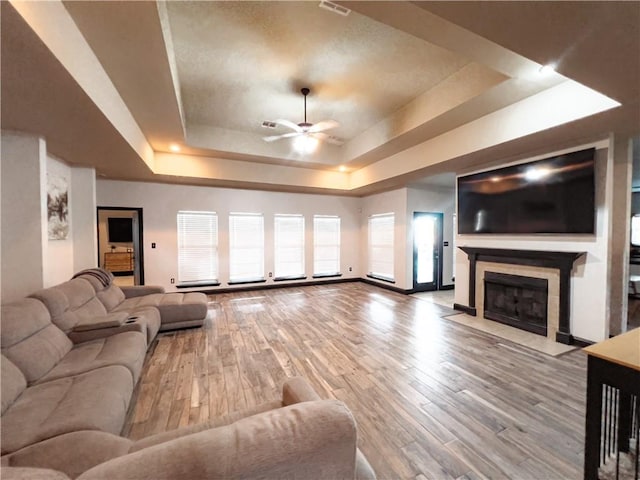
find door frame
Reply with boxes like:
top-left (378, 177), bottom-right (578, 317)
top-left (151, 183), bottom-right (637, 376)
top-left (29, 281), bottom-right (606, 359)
top-left (97, 206), bottom-right (145, 285)
top-left (412, 211), bottom-right (443, 292)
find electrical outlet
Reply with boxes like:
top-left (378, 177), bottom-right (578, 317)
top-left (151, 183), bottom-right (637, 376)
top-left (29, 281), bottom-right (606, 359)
top-left (151, 242), bottom-right (156, 249)
top-left (349, 266), bottom-right (352, 272)
top-left (170, 278), bottom-right (175, 284)
top-left (268, 272), bottom-right (273, 278)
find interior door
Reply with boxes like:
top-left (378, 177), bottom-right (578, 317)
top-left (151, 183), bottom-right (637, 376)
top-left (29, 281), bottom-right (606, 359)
top-left (413, 212), bottom-right (443, 292)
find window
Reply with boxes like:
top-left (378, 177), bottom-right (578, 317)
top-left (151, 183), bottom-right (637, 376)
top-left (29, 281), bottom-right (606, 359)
top-left (313, 215), bottom-right (340, 276)
top-left (229, 213), bottom-right (264, 283)
top-left (177, 211), bottom-right (218, 284)
top-left (368, 213), bottom-right (394, 281)
top-left (632, 215), bottom-right (640, 246)
top-left (274, 214), bottom-right (305, 279)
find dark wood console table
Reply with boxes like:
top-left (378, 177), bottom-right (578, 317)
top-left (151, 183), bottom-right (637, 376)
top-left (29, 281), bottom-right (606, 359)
top-left (583, 328), bottom-right (640, 479)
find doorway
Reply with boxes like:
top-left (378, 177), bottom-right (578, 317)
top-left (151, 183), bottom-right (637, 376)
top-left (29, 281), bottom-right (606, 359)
top-left (97, 207), bottom-right (144, 285)
top-left (413, 212), bottom-right (443, 292)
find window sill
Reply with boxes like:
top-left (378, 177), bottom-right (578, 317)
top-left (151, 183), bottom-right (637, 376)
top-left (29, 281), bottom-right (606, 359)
top-left (227, 278), bottom-right (267, 286)
top-left (273, 275), bottom-right (307, 282)
top-left (176, 281), bottom-right (220, 289)
top-left (366, 274), bottom-right (396, 284)
top-left (312, 273), bottom-right (342, 279)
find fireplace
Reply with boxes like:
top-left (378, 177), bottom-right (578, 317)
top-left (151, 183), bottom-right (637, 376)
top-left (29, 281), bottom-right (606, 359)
top-left (455, 247), bottom-right (585, 344)
top-left (483, 272), bottom-right (548, 336)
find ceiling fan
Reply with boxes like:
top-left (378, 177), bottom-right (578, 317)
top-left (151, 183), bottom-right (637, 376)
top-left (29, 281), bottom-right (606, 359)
top-left (263, 88), bottom-right (341, 148)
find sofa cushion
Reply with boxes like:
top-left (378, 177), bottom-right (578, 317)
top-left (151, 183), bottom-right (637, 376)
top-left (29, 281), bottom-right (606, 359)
top-left (1, 366), bottom-right (133, 455)
top-left (35, 332), bottom-right (147, 385)
top-left (74, 271), bottom-right (127, 312)
top-left (114, 293), bottom-right (207, 325)
top-left (0, 467), bottom-right (70, 480)
top-left (30, 279), bottom-right (108, 333)
top-left (1, 355), bottom-right (27, 415)
top-left (2, 431), bottom-right (132, 480)
top-left (1, 299), bottom-right (72, 384)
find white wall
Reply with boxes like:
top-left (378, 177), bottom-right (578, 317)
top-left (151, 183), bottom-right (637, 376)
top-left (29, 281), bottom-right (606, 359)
top-left (96, 180), bottom-right (362, 292)
top-left (406, 187), bottom-right (456, 288)
top-left (360, 188), bottom-right (409, 289)
top-left (1, 131), bottom-right (98, 302)
top-left (45, 155), bottom-right (74, 286)
top-left (454, 142), bottom-right (613, 342)
top-left (71, 167), bottom-right (98, 273)
top-left (1, 132), bottom-right (47, 302)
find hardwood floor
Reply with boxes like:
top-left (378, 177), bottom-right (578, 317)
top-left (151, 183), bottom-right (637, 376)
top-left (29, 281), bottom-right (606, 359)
top-left (123, 282), bottom-right (588, 479)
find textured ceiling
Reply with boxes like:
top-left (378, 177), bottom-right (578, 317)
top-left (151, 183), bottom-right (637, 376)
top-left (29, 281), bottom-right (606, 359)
top-left (166, 1), bottom-right (470, 140)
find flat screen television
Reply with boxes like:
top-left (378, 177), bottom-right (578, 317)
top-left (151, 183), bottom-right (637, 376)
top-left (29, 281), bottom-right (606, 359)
top-left (457, 147), bottom-right (596, 234)
top-left (107, 217), bottom-right (133, 243)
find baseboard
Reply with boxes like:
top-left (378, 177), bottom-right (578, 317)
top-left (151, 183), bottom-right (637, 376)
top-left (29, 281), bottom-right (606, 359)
top-left (360, 277), bottom-right (412, 295)
top-left (187, 276), bottom-right (452, 297)
top-left (194, 277), bottom-right (360, 295)
top-left (571, 336), bottom-right (594, 347)
top-left (453, 303), bottom-right (477, 316)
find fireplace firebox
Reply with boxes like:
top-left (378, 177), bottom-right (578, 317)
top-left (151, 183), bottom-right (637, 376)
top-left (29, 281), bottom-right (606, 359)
top-left (484, 272), bottom-right (548, 336)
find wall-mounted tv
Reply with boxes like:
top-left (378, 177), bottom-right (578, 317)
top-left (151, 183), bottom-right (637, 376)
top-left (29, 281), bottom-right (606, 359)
top-left (457, 147), bottom-right (596, 234)
top-left (107, 217), bottom-right (133, 243)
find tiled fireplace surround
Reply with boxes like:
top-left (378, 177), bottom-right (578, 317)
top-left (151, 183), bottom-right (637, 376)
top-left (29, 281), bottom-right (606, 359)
top-left (455, 247), bottom-right (585, 345)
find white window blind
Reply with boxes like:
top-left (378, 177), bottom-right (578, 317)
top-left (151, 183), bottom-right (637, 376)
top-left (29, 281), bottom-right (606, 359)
top-left (229, 213), bottom-right (264, 282)
top-left (274, 214), bottom-right (305, 279)
top-left (368, 213), bottom-right (395, 280)
top-left (177, 211), bottom-right (218, 283)
top-left (313, 215), bottom-right (340, 276)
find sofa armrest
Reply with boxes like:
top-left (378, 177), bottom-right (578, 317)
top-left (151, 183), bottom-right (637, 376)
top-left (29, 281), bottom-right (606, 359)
top-left (119, 285), bottom-right (165, 298)
top-left (78, 400), bottom-right (358, 480)
top-left (283, 376), bottom-right (322, 405)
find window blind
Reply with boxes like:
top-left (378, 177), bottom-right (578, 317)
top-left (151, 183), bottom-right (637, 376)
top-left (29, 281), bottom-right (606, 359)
top-left (313, 215), bottom-right (340, 275)
top-left (177, 211), bottom-right (218, 283)
top-left (274, 214), bottom-right (305, 278)
top-left (229, 213), bottom-right (264, 282)
top-left (368, 213), bottom-right (394, 280)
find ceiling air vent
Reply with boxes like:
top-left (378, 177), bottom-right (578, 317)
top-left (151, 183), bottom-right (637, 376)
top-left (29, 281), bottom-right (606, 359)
top-left (262, 121), bottom-right (277, 129)
top-left (318, 0), bottom-right (350, 16)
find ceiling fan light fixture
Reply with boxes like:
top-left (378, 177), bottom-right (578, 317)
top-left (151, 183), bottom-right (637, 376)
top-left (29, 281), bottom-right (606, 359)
top-left (293, 134), bottom-right (319, 154)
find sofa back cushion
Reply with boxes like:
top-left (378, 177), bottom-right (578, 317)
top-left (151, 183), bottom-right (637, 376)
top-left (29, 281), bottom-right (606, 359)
top-left (31, 279), bottom-right (108, 333)
top-left (0, 299), bottom-right (72, 384)
top-left (1, 355), bottom-right (26, 415)
top-left (73, 273), bottom-right (125, 313)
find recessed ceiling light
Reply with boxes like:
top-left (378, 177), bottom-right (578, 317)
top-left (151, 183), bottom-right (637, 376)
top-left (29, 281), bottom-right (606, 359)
top-left (338, 165), bottom-right (347, 172)
top-left (538, 64), bottom-right (556, 77)
top-left (169, 143), bottom-right (181, 152)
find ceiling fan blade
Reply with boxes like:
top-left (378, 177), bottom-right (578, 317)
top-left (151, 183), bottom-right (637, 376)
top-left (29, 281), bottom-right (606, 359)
top-left (274, 119), bottom-right (303, 132)
top-left (263, 132), bottom-right (302, 142)
top-left (310, 132), bottom-right (344, 145)
top-left (309, 120), bottom-right (339, 133)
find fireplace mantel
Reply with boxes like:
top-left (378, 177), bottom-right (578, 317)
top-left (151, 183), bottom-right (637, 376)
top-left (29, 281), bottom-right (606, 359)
top-left (456, 247), bottom-right (586, 344)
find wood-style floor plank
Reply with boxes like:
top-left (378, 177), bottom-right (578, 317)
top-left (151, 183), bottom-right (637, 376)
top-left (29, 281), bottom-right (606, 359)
top-left (123, 282), bottom-right (587, 479)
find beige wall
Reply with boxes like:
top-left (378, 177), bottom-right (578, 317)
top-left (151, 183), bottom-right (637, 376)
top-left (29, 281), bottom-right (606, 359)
top-left (454, 141), bottom-right (614, 342)
top-left (96, 180), bottom-right (362, 292)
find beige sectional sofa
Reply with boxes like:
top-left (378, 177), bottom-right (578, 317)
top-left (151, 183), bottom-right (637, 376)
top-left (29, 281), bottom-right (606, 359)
top-left (1, 270), bottom-right (375, 479)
